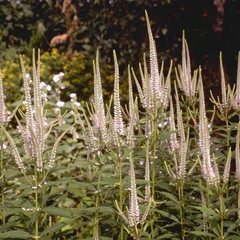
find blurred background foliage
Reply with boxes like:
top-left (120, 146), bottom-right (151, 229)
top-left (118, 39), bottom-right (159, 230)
top-left (0, 0), bottom-right (240, 103)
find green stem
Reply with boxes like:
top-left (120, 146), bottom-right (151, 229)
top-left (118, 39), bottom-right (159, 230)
top-left (219, 194), bottom-right (224, 240)
top-left (118, 153), bottom-right (124, 240)
top-left (178, 181), bottom-right (185, 240)
top-left (34, 165), bottom-right (39, 239)
top-left (225, 113), bottom-right (230, 151)
top-left (205, 183), bottom-right (211, 240)
top-left (151, 113), bottom-right (158, 199)
top-left (94, 159), bottom-right (102, 239)
top-left (0, 128), bottom-right (5, 225)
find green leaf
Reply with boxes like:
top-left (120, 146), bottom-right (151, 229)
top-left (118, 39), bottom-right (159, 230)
top-left (40, 218), bottom-right (77, 236)
top-left (161, 191), bottom-right (179, 203)
top-left (190, 231), bottom-right (216, 237)
top-left (84, 206), bottom-right (115, 214)
top-left (0, 230), bottom-right (30, 239)
top-left (0, 221), bottom-right (19, 232)
top-left (225, 222), bottom-right (238, 235)
top-left (225, 235), bottom-right (240, 240)
top-left (156, 233), bottom-right (178, 239)
top-left (91, 179), bottom-right (117, 186)
top-left (41, 207), bottom-right (73, 218)
top-left (153, 209), bottom-right (180, 223)
top-left (191, 206), bottom-right (218, 217)
top-left (30, 211), bottom-right (40, 225)
top-left (74, 159), bottom-right (94, 168)
top-left (159, 131), bottom-right (172, 140)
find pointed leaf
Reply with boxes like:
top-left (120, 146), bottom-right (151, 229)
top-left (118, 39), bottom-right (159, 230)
top-left (192, 206), bottom-right (218, 217)
top-left (40, 218), bottom-right (77, 236)
top-left (0, 230), bottom-right (30, 239)
top-left (153, 209), bottom-right (180, 223)
top-left (190, 231), bottom-right (216, 237)
top-left (161, 191), bottom-right (179, 203)
top-left (41, 207), bottom-right (73, 218)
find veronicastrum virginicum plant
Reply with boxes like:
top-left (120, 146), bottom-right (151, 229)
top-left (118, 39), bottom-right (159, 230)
top-left (74, 12), bottom-right (240, 240)
top-left (0, 49), bottom-right (73, 240)
top-left (131, 11), bottom-right (173, 202)
top-left (2, 11), bottom-right (240, 240)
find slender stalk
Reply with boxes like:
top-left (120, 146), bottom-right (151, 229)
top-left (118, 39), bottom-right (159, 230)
top-left (151, 114), bottom-right (157, 199)
top-left (177, 181), bottom-right (185, 240)
top-left (0, 128), bottom-right (5, 225)
top-left (94, 157), bottom-right (102, 239)
top-left (118, 152), bottom-right (124, 240)
top-left (225, 112), bottom-right (231, 152)
top-left (219, 193), bottom-right (224, 240)
top-left (205, 184), bottom-right (211, 240)
top-left (34, 164), bottom-right (39, 239)
top-left (113, 147), bottom-right (124, 240)
top-left (150, 107), bottom-right (160, 199)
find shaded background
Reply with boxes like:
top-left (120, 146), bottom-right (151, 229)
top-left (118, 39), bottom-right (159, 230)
top-left (0, 0), bottom-right (240, 101)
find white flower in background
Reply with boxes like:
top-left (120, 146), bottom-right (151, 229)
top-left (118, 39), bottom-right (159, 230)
top-left (56, 101), bottom-right (65, 108)
top-left (46, 85), bottom-right (52, 91)
top-left (74, 101), bottom-right (81, 107)
top-left (53, 72), bottom-right (64, 82)
top-left (53, 108), bottom-right (60, 115)
top-left (0, 144), bottom-right (7, 150)
top-left (40, 82), bottom-right (46, 89)
top-left (70, 93), bottom-right (80, 107)
top-left (70, 93), bottom-right (77, 99)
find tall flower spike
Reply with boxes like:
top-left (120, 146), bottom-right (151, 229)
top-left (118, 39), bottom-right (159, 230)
top-left (19, 49), bottom-right (69, 172)
top-left (20, 54), bottom-right (35, 158)
top-left (145, 10), bottom-right (160, 108)
top-left (167, 84), bottom-right (188, 180)
top-left (48, 125), bottom-right (73, 168)
top-left (210, 52), bottom-right (232, 113)
top-left (128, 65), bottom-right (139, 127)
top-left (220, 52), bottom-right (227, 108)
top-left (93, 51), bottom-right (108, 144)
top-left (0, 67), bottom-right (19, 123)
top-left (177, 114), bottom-right (188, 180)
top-left (198, 72), bottom-right (218, 186)
top-left (162, 60), bottom-right (173, 109)
top-left (0, 125), bottom-right (26, 173)
top-left (232, 51), bottom-right (240, 111)
top-left (128, 152), bottom-right (140, 227)
top-left (126, 103), bottom-right (135, 149)
top-left (83, 107), bottom-right (99, 152)
top-left (33, 49), bottom-right (45, 171)
top-left (175, 31), bottom-right (198, 98)
top-left (113, 50), bottom-right (125, 136)
top-left (169, 96), bottom-right (179, 153)
top-left (0, 67), bottom-right (7, 123)
top-left (223, 148), bottom-right (231, 184)
top-left (175, 80), bottom-right (188, 180)
top-left (145, 11), bottom-right (172, 110)
top-left (175, 81), bottom-right (185, 143)
top-left (131, 64), bottom-right (152, 136)
top-left (20, 49), bottom-right (46, 172)
top-left (115, 152), bottom-right (151, 227)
